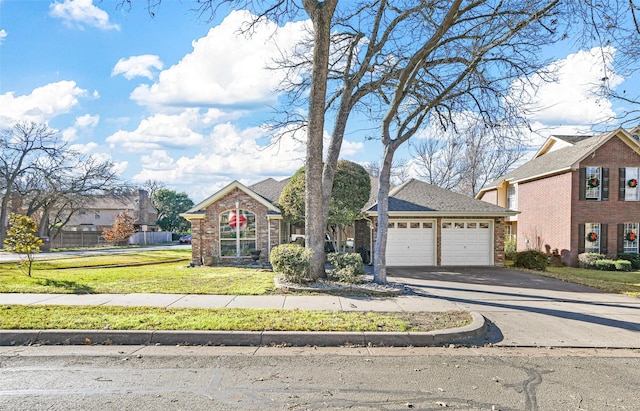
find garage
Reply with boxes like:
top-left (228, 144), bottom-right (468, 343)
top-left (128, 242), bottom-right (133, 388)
top-left (441, 220), bottom-right (493, 265)
top-left (385, 220), bottom-right (435, 266)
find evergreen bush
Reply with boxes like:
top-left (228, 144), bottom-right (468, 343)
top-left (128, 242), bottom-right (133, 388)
top-left (512, 250), bottom-right (548, 270)
top-left (328, 252), bottom-right (365, 283)
top-left (270, 244), bottom-right (312, 283)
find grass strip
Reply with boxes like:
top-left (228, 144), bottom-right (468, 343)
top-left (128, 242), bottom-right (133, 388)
top-left (0, 305), bottom-right (472, 333)
top-left (0, 263), bottom-right (276, 295)
top-left (542, 266), bottom-right (640, 297)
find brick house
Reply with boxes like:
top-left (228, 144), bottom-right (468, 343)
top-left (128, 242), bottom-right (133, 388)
top-left (61, 189), bottom-right (157, 232)
top-left (477, 127), bottom-right (640, 266)
top-left (181, 177), bottom-right (515, 266)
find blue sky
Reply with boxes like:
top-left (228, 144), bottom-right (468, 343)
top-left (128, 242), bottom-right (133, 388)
top-left (0, 0), bottom-right (635, 202)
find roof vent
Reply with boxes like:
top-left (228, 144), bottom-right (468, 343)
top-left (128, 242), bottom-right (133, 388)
top-left (633, 134), bottom-right (640, 141)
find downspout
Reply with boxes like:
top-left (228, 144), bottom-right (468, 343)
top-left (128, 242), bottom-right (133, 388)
top-left (235, 201), bottom-right (240, 260)
top-left (267, 215), bottom-right (271, 262)
top-left (363, 215), bottom-right (374, 266)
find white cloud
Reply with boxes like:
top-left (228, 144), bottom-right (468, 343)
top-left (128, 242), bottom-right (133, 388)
top-left (130, 121), bottom-right (367, 201)
top-left (0, 29), bottom-right (7, 44)
top-left (512, 46), bottom-right (623, 126)
top-left (49, 0), bottom-right (119, 31)
top-left (112, 55), bottom-right (163, 80)
top-left (105, 109), bottom-right (208, 151)
top-left (0, 81), bottom-right (87, 127)
top-left (62, 114), bottom-right (100, 142)
top-left (130, 10), bottom-right (309, 108)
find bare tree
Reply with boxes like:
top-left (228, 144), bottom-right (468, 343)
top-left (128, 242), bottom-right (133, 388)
top-left (15, 154), bottom-right (121, 238)
top-left (410, 135), bottom-right (465, 191)
top-left (371, 0), bottom-right (566, 283)
top-left (410, 120), bottom-right (525, 197)
top-left (0, 122), bottom-right (65, 246)
top-left (121, 0), bottom-right (338, 280)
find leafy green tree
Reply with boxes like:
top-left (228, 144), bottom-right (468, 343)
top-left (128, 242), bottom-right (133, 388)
top-left (278, 160), bottom-right (371, 243)
top-left (102, 212), bottom-right (136, 246)
top-left (3, 213), bottom-right (43, 276)
top-left (277, 168), bottom-right (306, 226)
top-left (151, 189), bottom-right (194, 233)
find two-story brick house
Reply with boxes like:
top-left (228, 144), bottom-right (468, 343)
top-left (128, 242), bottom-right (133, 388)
top-left (477, 127), bottom-right (640, 266)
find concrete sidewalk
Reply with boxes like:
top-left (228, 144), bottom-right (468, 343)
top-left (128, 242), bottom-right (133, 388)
top-left (0, 292), bottom-right (486, 347)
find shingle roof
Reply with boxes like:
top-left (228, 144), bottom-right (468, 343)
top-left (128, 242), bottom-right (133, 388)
top-left (483, 129), bottom-right (616, 189)
top-left (368, 179), bottom-right (514, 215)
top-left (249, 178), bottom-right (290, 203)
top-left (553, 135), bottom-right (594, 144)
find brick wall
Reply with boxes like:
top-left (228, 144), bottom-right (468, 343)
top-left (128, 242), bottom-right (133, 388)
top-left (515, 137), bottom-right (640, 266)
top-left (570, 137), bottom-right (640, 265)
top-left (190, 188), bottom-right (279, 265)
top-left (517, 172), bottom-right (573, 264)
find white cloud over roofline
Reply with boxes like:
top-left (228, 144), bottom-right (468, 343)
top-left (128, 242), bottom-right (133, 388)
top-left (49, 0), bottom-right (120, 31)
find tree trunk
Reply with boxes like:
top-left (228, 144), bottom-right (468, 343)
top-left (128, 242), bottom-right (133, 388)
top-left (302, 0), bottom-right (337, 280)
top-left (373, 143), bottom-right (395, 284)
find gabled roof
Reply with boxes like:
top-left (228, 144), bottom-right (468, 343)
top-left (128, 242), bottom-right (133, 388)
top-left (249, 177), bottom-right (290, 204)
top-left (368, 179), bottom-right (516, 216)
top-left (181, 180), bottom-right (281, 220)
top-left (478, 127), bottom-right (640, 196)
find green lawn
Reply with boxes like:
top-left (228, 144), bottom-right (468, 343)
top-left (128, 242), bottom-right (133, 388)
top-left (541, 266), bottom-right (640, 297)
top-left (0, 249), bottom-right (276, 295)
top-left (0, 305), bottom-right (471, 332)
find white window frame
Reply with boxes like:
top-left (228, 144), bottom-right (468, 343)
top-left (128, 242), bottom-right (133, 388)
top-left (623, 222), bottom-right (639, 254)
top-left (585, 167), bottom-right (601, 200)
top-left (585, 222), bottom-right (600, 253)
top-left (507, 185), bottom-right (517, 210)
top-left (219, 209), bottom-right (257, 258)
top-left (625, 167), bottom-right (640, 201)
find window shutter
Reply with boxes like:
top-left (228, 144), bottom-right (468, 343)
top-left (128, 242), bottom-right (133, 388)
top-left (602, 168), bottom-right (609, 201)
top-left (578, 224), bottom-right (585, 254)
top-left (579, 168), bottom-right (586, 200)
top-left (617, 224), bottom-right (624, 254)
top-left (600, 223), bottom-right (608, 254)
top-left (619, 168), bottom-right (626, 201)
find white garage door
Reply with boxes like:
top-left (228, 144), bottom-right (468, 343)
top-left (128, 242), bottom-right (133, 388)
top-left (386, 221), bottom-right (435, 266)
top-left (441, 220), bottom-right (493, 265)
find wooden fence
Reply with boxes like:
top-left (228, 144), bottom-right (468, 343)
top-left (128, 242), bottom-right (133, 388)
top-left (48, 231), bottom-right (173, 249)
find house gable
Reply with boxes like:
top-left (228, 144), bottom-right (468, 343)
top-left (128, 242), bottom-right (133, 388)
top-left (182, 180), bottom-right (280, 220)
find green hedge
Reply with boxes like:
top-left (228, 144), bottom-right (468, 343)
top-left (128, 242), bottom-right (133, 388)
top-left (270, 244), bottom-right (312, 283)
top-left (513, 250), bottom-right (548, 270)
top-left (328, 252), bottom-right (365, 284)
top-left (617, 253), bottom-right (640, 270)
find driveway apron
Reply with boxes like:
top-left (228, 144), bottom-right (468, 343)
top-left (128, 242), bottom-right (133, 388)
top-left (388, 267), bottom-right (640, 348)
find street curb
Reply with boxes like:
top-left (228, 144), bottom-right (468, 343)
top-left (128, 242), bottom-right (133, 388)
top-left (0, 312), bottom-right (487, 347)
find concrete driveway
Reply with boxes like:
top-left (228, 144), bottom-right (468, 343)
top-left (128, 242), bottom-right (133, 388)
top-left (388, 266), bottom-right (640, 348)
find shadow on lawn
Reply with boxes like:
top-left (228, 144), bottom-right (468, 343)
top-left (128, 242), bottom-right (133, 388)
top-left (35, 278), bottom-right (94, 294)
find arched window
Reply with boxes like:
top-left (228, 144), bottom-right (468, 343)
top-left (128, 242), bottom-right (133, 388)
top-left (219, 209), bottom-right (256, 257)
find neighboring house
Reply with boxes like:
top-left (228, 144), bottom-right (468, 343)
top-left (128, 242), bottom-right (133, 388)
top-left (477, 127), bottom-right (640, 266)
top-left (62, 189), bottom-right (158, 232)
top-left (181, 177), bottom-right (515, 267)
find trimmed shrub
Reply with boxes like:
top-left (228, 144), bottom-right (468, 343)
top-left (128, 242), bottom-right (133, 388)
top-left (270, 244), bottom-right (312, 283)
top-left (618, 253), bottom-right (640, 270)
top-left (614, 260), bottom-right (633, 272)
top-left (328, 252), bottom-right (365, 284)
top-left (504, 238), bottom-right (517, 261)
top-left (578, 253), bottom-right (606, 269)
top-left (594, 259), bottom-right (617, 271)
top-left (512, 250), bottom-right (548, 270)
